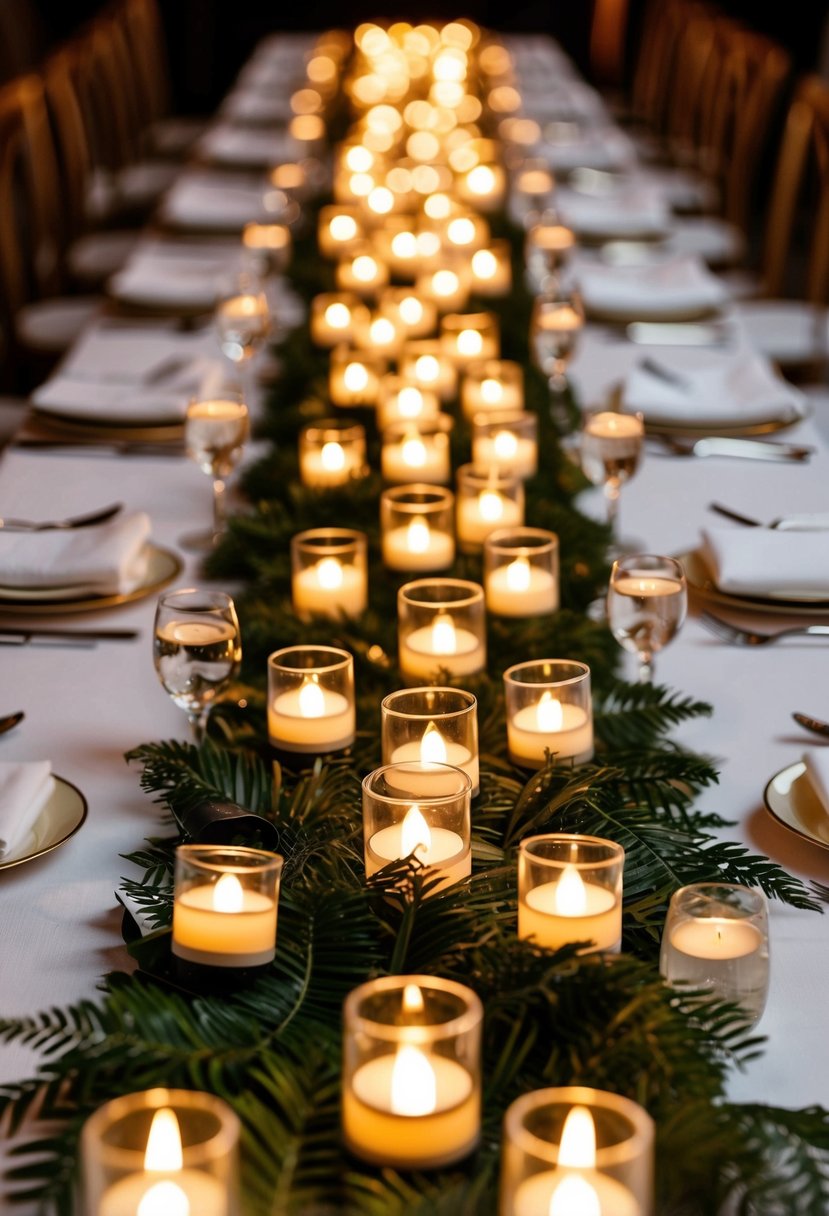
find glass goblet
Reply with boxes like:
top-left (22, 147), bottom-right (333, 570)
top-left (530, 285), bottom-right (584, 398)
top-left (607, 554), bottom-right (687, 683)
top-left (153, 588), bottom-right (241, 742)
top-left (215, 270), bottom-right (270, 402)
top-left (580, 409), bottom-right (645, 529)
top-left (181, 392), bottom-right (249, 552)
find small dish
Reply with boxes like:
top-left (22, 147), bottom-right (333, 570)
top-left (677, 548), bottom-right (829, 617)
top-left (0, 543), bottom-right (182, 614)
top-left (763, 761), bottom-right (829, 852)
top-left (0, 775), bottom-right (88, 870)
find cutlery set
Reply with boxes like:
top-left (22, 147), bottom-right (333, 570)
top-left (648, 435), bottom-right (813, 462)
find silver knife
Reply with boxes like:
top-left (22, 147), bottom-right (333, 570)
top-left (0, 628), bottom-right (139, 646)
top-left (651, 435), bottom-right (813, 462)
top-left (627, 322), bottom-right (732, 346)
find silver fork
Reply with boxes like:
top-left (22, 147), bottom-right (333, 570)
top-left (699, 612), bottom-right (829, 646)
top-left (0, 502), bottom-right (123, 531)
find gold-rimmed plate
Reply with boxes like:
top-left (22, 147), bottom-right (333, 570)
top-left (607, 383), bottom-right (809, 438)
top-left (31, 408), bottom-right (185, 442)
top-left (763, 762), bottom-right (829, 852)
top-left (585, 302), bottom-right (721, 324)
top-left (678, 548), bottom-right (829, 617)
top-left (0, 543), bottom-right (182, 614)
top-left (0, 775), bottom-right (88, 871)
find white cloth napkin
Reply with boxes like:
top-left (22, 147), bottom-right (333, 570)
top-left (803, 750), bottom-right (829, 819)
top-left (522, 81), bottom-right (608, 123)
top-left (541, 126), bottom-right (636, 173)
top-left (622, 351), bottom-right (807, 426)
top-left (109, 239), bottom-right (243, 308)
top-left (160, 172), bottom-right (273, 230)
top-left (575, 254), bottom-right (729, 318)
top-left (221, 90), bottom-right (294, 124)
top-left (198, 125), bottom-right (295, 168)
top-left (700, 525), bottom-right (829, 596)
top-left (0, 761), bottom-right (54, 859)
top-left (557, 181), bottom-right (669, 237)
top-left (0, 511), bottom-right (151, 594)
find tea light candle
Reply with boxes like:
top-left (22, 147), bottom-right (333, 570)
top-left (398, 579), bottom-right (486, 682)
top-left (504, 659), bottom-right (594, 768)
top-left (381, 486), bottom-right (456, 573)
top-left (400, 612), bottom-right (484, 679)
top-left (583, 411), bottom-right (645, 443)
top-left (486, 556), bottom-right (557, 617)
top-left (299, 421), bottom-right (366, 487)
top-left (311, 293), bottom-right (369, 347)
top-left (469, 240), bottom-right (511, 297)
top-left (670, 918), bottom-right (764, 960)
top-left (379, 289), bottom-right (438, 338)
top-left (354, 311), bottom-right (403, 358)
top-left (329, 350), bottom-right (384, 406)
top-left (291, 529), bottom-right (368, 620)
top-left (318, 205), bottom-right (364, 257)
top-left (472, 412), bottom-right (538, 480)
top-left (456, 466), bottom-right (524, 550)
top-left (268, 647), bottom-right (355, 754)
top-left (461, 360), bottom-right (524, 418)
top-left (217, 293), bottom-right (267, 336)
top-left (440, 312), bottom-right (499, 368)
top-left (98, 1117), bottom-right (226, 1216)
top-left (389, 722), bottom-right (477, 796)
top-left (416, 266), bottom-right (470, 313)
top-left (518, 835), bottom-right (624, 954)
top-left (336, 245), bottom-right (389, 297)
top-left (377, 379), bottom-right (440, 431)
top-left (399, 342), bottom-right (458, 402)
top-left (381, 419), bottom-right (452, 485)
top-left (366, 805), bottom-right (471, 887)
top-left (457, 161), bottom-right (506, 210)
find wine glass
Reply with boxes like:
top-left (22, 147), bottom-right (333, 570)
top-left (153, 588), bottom-right (241, 742)
top-left (607, 554), bottom-right (687, 683)
top-left (215, 270), bottom-right (270, 403)
top-left (530, 285), bottom-right (584, 429)
top-left (580, 409), bottom-right (645, 530)
top-left (181, 392), bottom-right (249, 551)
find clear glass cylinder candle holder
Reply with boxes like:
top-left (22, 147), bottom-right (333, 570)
top-left (353, 309), bottom-right (404, 359)
top-left (504, 659), bottom-right (593, 767)
top-left (416, 263), bottom-right (471, 313)
top-left (456, 464), bottom-right (525, 552)
top-left (380, 484), bottom-right (456, 573)
top-left (500, 1086), bottom-right (654, 1216)
top-left (378, 287), bottom-right (438, 339)
top-left (310, 293), bottom-right (369, 348)
top-left (399, 340), bottom-right (458, 402)
top-left (457, 160), bottom-right (506, 211)
top-left (381, 686), bottom-right (479, 795)
top-left (377, 377), bottom-right (440, 432)
top-left (461, 360), bottom-right (525, 420)
top-left (267, 645), bottom-right (355, 754)
top-left (518, 834), bottom-right (624, 954)
top-left (342, 975), bottom-right (483, 1169)
top-left (441, 211), bottom-right (489, 252)
top-left (81, 1087), bottom-right (240, 1216)
top-left (172, 844), bottom-right (284, 970)
top-left (362, 762), bottom-right (472, 890)
top-left (298, 419), bottom-right (367, 487)
top-left (291, 528), bottom-right (368, 620)
top-left (660, 883), bottom-right (770, 1025)
top-left (440, 312), bottom-right (500, 368)
top-left (398, 578), bottom-right (486, 683)
top-left (336, 242), bottom-right (389, 298)
top-left (381, 416), bottom-right (453, 486)
top-left (484, 528), bottom-right (559, 617)
top-left (469, 239), bottom-right (512, 297)
top-left (374, 217), bottom-right (422, 276)
top-left (329, 348), bottom-right (386, 406)
top-left (317, 204), bottom-right (364, 258)
top-left (472, 412), bottom-right (538, 480)
top-left (242, 222), bottom-right (291, 275)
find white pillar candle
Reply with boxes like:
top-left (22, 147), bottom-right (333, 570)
top-left (518, 864), bottom-right (621, 952)
top-left (456, 488), bottom-right (523, 548)
top-left (268, 678), bottom-right (355, 752)
top-left (382, 517), bottom-right (455, 572)
top-left (507, 692), bottom-right (593, 767)
top-left (172, 873), bottom-right (277, 968)
top-left (486, 557), bottom-right (558, 616)
top-left (293, 557), bottom-right (367, 619)
top-left (400, 613), bottom-right (485, 680)
top-left (366, 803), bottom-right (471, 889)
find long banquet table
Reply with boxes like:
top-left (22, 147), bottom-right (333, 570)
top-left (2, 24), bottom-right (829, 1212)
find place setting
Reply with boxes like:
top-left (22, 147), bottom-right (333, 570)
top-left (0, 758), bottom-right (87, 872)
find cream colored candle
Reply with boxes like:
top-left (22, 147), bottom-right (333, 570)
top-left (382, 517), bottom-right (455, 572)
top-left (383, 292), bottom-right (438, 338)
top-left (311, 298), bottom-right (358, 347)
top-left (472, 428), bottom-right (537, 480)
top-left (293, 558), bottom-right (367, 620)
top-left (669, 919), bottom-right (764, 961)
top-left (336, 249), bottom-right (388, 297)
top-left (508, 693), bottom-right (593, 766)
top-left (377, 383), bottom-right (440, 431)
top-left (173, 874), bottom-right (277, 967)
top-left (329, 356), bottom-right (382, 406)
top-left (318, 205), bottom-right (363, 257)
top-left (518, 865), bottom-right (621, 952)
top-left (382, 431), bottom-right (451, 485)
top-left (400, 613), bottom-right (485, 680)
top-left (366, 804), bottom-right (470, 889)
top-left (268, 679), bottom-right (355, 752)
top-left (456, 489), bottom-right (523, 548)
top-left (462, 367), bottom-right (524, 417)
top-left (400, 346), bottom-right (458, 402)
top-left (299, 440), bottom-right (363, 487)
top-left (470, 244), bottom-right (511, 296)
top-left (584, 412), bottom-right (645, 440)
top-left (389, 721), bottom-right (478, 794)
top-left (486, 558), bottom-right (558, 617)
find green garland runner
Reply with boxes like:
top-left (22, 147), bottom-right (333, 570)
top-left (3, 161), bottom-right (829, 1216)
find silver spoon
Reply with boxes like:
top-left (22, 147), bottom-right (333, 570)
top-left (0, 710), bottom-right (24, 736)
top-left (0, 503), bottom-right (123, 532)
top-left (792, 712), bottom-right (829, 738)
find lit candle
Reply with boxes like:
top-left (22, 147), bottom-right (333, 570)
top-left (472, 419), bottom-right (537, 480)
top-left (456, 483), bottom-right (523, 549)
top-left (416, 267), bottom-right (470, 312)
top-left (293, 556), bottom-right (367, 620)
top-left (299, 438), bottom-right (365, 487)
top-left (507, 691), bottom-right (594, 767)
top-left (318, 205), bottom-right (363, 258)
top-left (366, 802), bottom-right (471, 889)
top-left (382, 514), bottom-right (455, 572)
top-left (242, 223), bottom-right (291, 273)
top-left (469, 241), bottom-right (511, 296)
top-left (329, 353), bottom-right (383, 406)
top-left (461, 360), bottom-right (524, 418)
top-left (377, 381), bottom-right (440, 431)
top-left (400, 612), bottom-right (485, 680)
top-left (486, 556), bottom-right (558, 616)
top-left (380, 290), bottom-right (438, 338)
top-left (400, 343), bottom-right (458, 402)
top-left (310, 294), bottom-right (365, 348)
top-left (268, 675), bottom-right (355, 753)
top-left (336, 247), bottom-right (389, 297)
top-left (381, 427), bottom-right (451, 485)
top-left (172, 872), bottom-right (277, 968)
top-left (518, 860), bottom-right (621, 952)
top-left (389, 720), bottom-right (478, 795)
top-left (440, 313), bottom-right (499, 368)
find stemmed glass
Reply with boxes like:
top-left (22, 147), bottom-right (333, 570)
top-left (580, 409), bottom-right (645, 531)
top-left (153, 588), bottom-right (241, 742)
top-left (181, 391), bottom-right (249, 552)
top-left (530, 285), bottom-right (584, 431)
top-left (215, 269), bottom-right (270, 404)
top-left (607, 554), bottom-right (687, 683)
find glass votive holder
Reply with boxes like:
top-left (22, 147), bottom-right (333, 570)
top-left (518, 834), bottom-right (624, 954)
top-left (267, 645), bottom-right (355, 755)
top-left (377, 377), bottom-right (440, 432)
top-left (353, 309), bottom-right (404, 359)
top-left (378, 287), bottom-right (438, 339)
top-left (440, 312), bottom-right (500, 368)
top-left (336, 242), bottom-right (389, 298)
top-left (317, 204), bottom-right (364, 258)
top-left (382, 686), bottom-right (479, 795)
top-left (362, 762), bottom-right (472, 890)
top-left (442, 211), bottom-right (490, 252)
top-left (504, 659), bottom-right (593, 767)
top-left (291, 528), bottom-right (368, 621)
top-left (298, 418), bottom-right (367, 487)
top-left (342, 975), bottom-right (483, 1168)
top-left (398, 578), bottom-right (486, 683)
top-left (457, 160), bottom-right (507, 211)
top-left (381, 415), bottom-right (453, 486)
top-left (472, 411), bottom-right (538, 480)
top-left (310, 293), bottom-right (368, 348)
top-left (374, 217), bottom-right (421, 276)
top-left (461, 359), bottom-right (525, 420)
top-left (242, 222), bottom-right (292, 275)
top-left (172, 844), bottom-right (284, 981)
top-left (660, 883), bottom-right (770, 1025)
top-left (381, 484), bottom-right (456, 573)
top-left (484, 528), bottom-right (559, 617)
top-left (500, 1086), bottom-right (654, 1216)
top-left (81, 1088), bottom-right (240, 1216)
top-left (455, 464), bottom-right (525, 552)
top-left (399, 340), bottom-right (458, 402)
top-left (329, 348), bottom-right (386, 406)
top-left (416, 263), bottom-right (471, 313)
top-left (469, 239), bottom-right (512, 297)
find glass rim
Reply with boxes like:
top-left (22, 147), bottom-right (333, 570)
top-left (503, 1086), bottom-right (654, 1166)
top-left (363, 761), bottom-right (473, 806)
top-left (471, 409), bottom-right (534, 431)
top-left (175, 843), bottom-right (284, 875)
top-left (484, 527), bottom-right (558, 556)
top-left (381, 484), bottom-right (455, 510)
top-left (582, 407), bottom-right (644, 428)
top-left (382, 413), bottom-right (454, 439)
top-left (503, 658), bottom-right (590, 688)
top-left (300, 418), bottom-right (366, 441)
top-left (610, 554), bottom-right (686, 581)
top-left (157, 587), bottom-right (237, 613)
top-left (398, 577), bottom-right (485, 609)
top-left (518, 833), bottom-right (624, 870)
top-left (464, 357), bottom-right (522, 379)
top-left (456, 462), bottom-right (522, 490)
top-left (330, 347), bottom-right (387, 371)
top-left (670, 881), bottom-right (767, 915)
top-left (268, 645), bottom-right (354, 674)
top-left (291, 528), bottom-right (367, 553)
top-left (185, 393), bottom-right (247, 412)
top-left (440, 310), bottom-right (499, 330)
top-left (81, 1087), bottom-right (240, 1171)
top-left (382, 687), bottom-right (477, 721)
top-left (344, 974), bottom-right (483, 1042)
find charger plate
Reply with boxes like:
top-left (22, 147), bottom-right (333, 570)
top-left (607, 382), bottom-right (808, 438)
top-left (0, 543), bottom-right (182, 614)
top-left (764, 762), bottom-right (829, 852)
top-left (31, 408), bottom-right (185, 442)
top-left (678, 548), bottom-right (829, 617)
top-left (0, 776), bottom-right (87, 871)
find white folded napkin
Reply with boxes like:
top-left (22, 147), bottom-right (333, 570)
top-left (557, 181), bottom-right (669, 237)
top-left (221, 90), bottom-right (294, 124)
top-left (0, 761), bottom-right (54, 859)
top-left (160, 173), bottom-right (273, 231)
top-left (198, 125), bottom-right (295, 168)
top-left (522, 81), bottom-right (608, 123)
top-left (803, 750), bottom-right (829, 819)
top-left (32, 356), bottom-right (225, 424)
top-left (0, 511), bottom-right (151, 594)
top-left (109, 240), bottom-right (243, 308)
top-left (541, 126), bottom-right (636, 173)
top-left (700, 525), bottom-right (829, 597)
top-left (575, 255), bottom-right (729, 318)
top-left (623, 351), bottom-right (807, 426)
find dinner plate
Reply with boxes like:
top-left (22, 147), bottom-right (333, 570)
top-left (585, 302), bottom-right (722, 324)
top-left (0, 775), bottom-right (88, 870)
top-left (678, 548), bottom-right (829, 616)
top-left (607, 383), bottom-right (808, 438)
top-left (0, 543), bottom-right (182, 614)
top-left (763, 761), bottom-right (829, 852)
top-left (31, 408), bottom-right (185, 442)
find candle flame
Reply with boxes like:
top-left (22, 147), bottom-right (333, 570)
top-left (420, 721), bottom-right (447, 763)
top-left (472, 249), bottom-right (497, 279)
top-left (448, 217), bottom-right (476, 245)
top-left (398, 386), bottom-right (424, 417)
top-left (316, 557), bottom-right (344, 590)
top-left (466, 164), bottom-right (496, 195)
top-left (414, 354), bottom-right (440, 383)
top-left (548, 1175), bottom-right (600, 1216)
top-left (554, 865), bottom-right (587, 917)
top-left (481, 377), bottom-right (503, 404)
top-left (368, 186), bottom-right (394, 214)
top-left (457, 328), bottom-right (483, 357)
top-left (536, 691), bottom-right (563, 732)
top-left (298, 678), bottom-right (325, 718)
top-left (399, 296), bottom-right (423, 325)
top-left (401, 805), bottom-right (431, 858)
top-left (320, 441), bottom-right (346, 471)
top-left (432, 270), bottom-right (459, 297)
top-left (137, 1181), bottom-right (190, 1216)
top-left (343, 362), bottom-right (369, 392)
top-left (324, 302), bottom-right (350, 329)
top-left (559, 1105), bottom-right (597, 1167)
top-left (506, 556), bottom-right (531, 591)
top-left (391, 231), bottom-right (417, 259)
top-left (479, 490), bottom-right (504, 523)
top-left (352, 255), bottom-right (378, 282)
top-left (493, 430), bottom-right (518, 460)
top-left (345, 145), bottom-right (372, 172)
top-left (418, 232), bottom-right (441, 258)
top-left (370, 318), bottom-right (396, 345)
top-left (329, 214), bottom-right (357, 241)
top-left (144, 1107), bottom-right (183, 1171)
top-left (212, 873), bottom-right (244, 914)
top-left (402, 983), bottom-right (425, 1013)
top-left (390, 1045), bottom-right (437, 1115)
top-left (401, 435), bottom-right (427, 468)
top-left (406, 516), bottom-right (431, 553)
top-left (430, 612), bottom-right (457, 655)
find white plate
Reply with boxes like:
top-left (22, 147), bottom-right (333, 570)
top-left (0, 775), bottom-right (88, 870)
top-left (0, 543), bottom-right (182, 613)
top-left (763, 761), bottom-right (829, 852)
